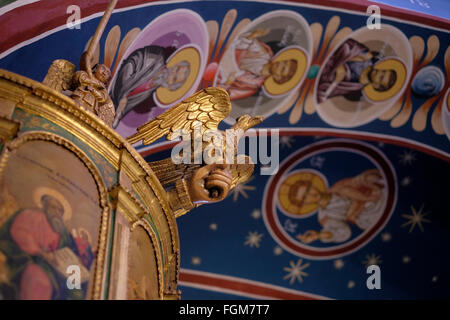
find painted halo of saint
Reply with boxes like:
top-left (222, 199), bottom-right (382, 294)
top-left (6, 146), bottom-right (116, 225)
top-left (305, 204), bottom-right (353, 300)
top-left (317, 46), bottom-right (406, 104)
top-left (361, 58), bottom-right (406, 102)
top-left (107, 9), bottom-right (208, 137)
top-left (277, 169), bottom-right (387, 245)
top-left (0, 187), bottom-right (95, 299)
top-left (154, 46), bottom-right (201, 106)
top-left (213, 10), bottom-right (312, 124)
top-left (277, 170), bottom-right (328, 218)
top-left (111, 44), bottom-right (200, 128)
top-left (262, 46), bottom-right (308, 97)
top-left (217, 33), bottom-right (307, 100)
top-left (33, 187), bottom-right (72, 221)
top-left (314, 24), bottom-right (412, 128)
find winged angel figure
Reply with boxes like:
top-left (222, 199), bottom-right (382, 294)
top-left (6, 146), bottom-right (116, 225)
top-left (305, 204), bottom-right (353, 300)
top-left (127, 87), bottom-right (263, 217)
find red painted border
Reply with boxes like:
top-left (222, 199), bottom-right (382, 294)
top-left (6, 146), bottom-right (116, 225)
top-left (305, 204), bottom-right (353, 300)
top-left (0, 0), bottom-right (448, 57)
top-left (179, 269), bottom-right (323, 299)
top-left (278, 130), bottom-right (450, 162)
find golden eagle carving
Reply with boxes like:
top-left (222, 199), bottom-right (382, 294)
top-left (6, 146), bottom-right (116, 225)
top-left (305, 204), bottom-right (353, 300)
top-left (128, 87), bottom-right (263, 218)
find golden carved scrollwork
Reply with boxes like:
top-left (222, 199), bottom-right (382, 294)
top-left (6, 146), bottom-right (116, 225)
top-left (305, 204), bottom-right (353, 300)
top-left (42, 59), bottom-right (76, 92)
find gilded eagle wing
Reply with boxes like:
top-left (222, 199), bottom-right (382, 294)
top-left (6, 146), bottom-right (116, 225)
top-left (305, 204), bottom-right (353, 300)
top-left (42, 59), bottom-right (76, 92)
top-left (230, 155), bottom-right (254, 189)
top-left (127, 87), bottom-right (231, 145)
top-left (147, 158), bottom-right (201, 187)
top-left (148, 155), bottom-right (254, 192)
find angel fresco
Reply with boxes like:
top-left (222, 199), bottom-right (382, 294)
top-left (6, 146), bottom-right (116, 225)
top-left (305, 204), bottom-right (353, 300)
top-left (110, 45), bottom-right (191, 128)
top-left (213, 10), bottom-right (311, 123)
top-left (314, 24), bottom-right (411, 128)
top-left (217, 28), bottom-right (299, 100)
top-left (317, 38), bottom-right (398, 103)
top-left (107, 9), bottom-right (209, 137)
